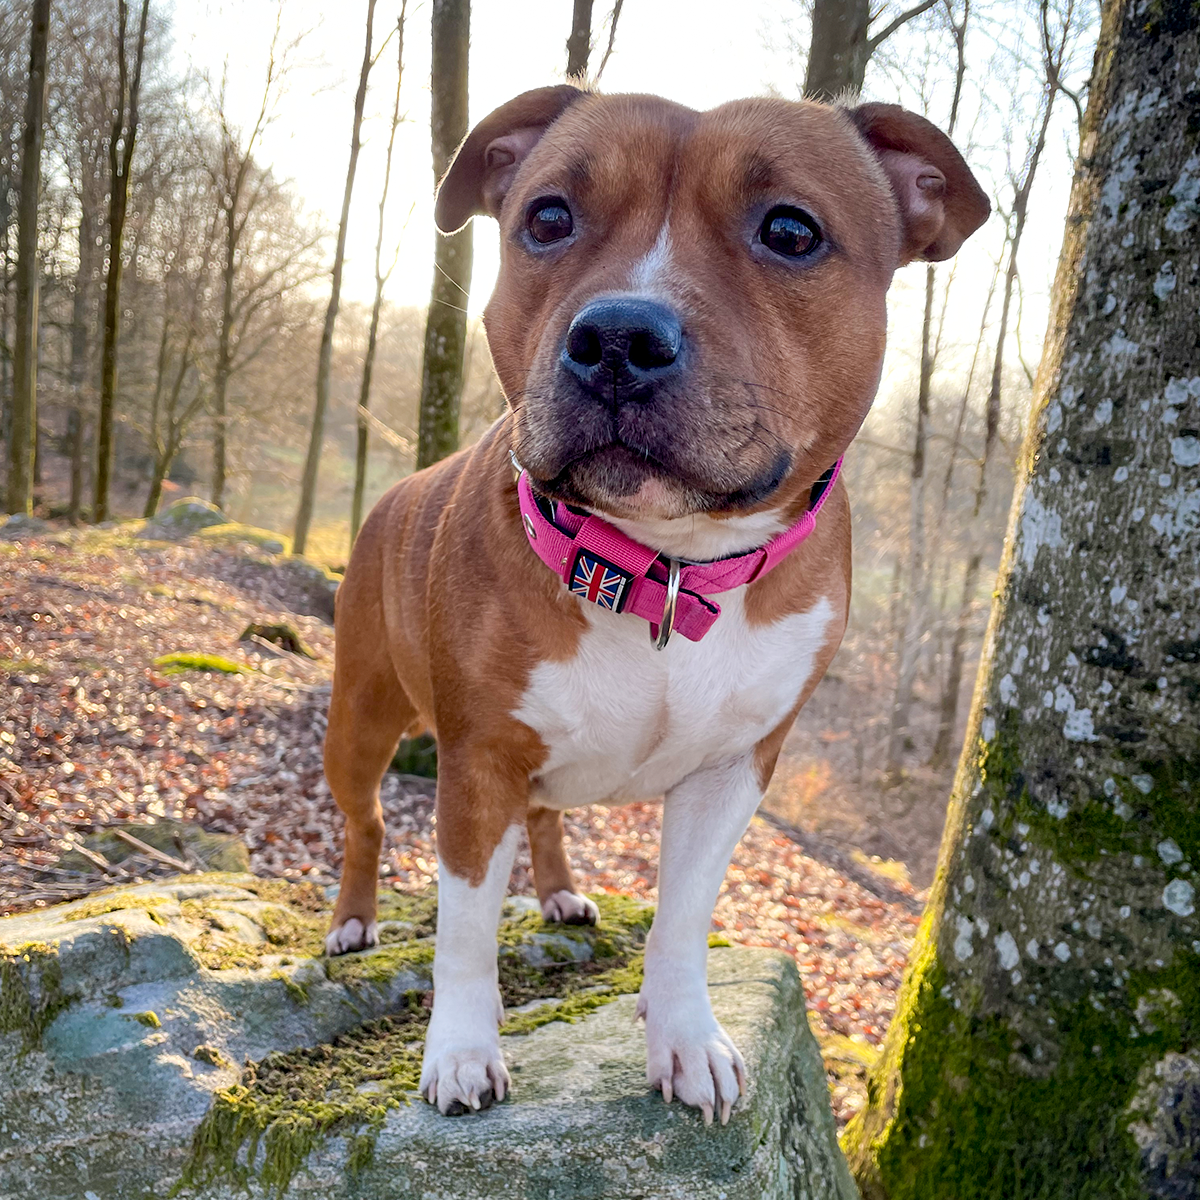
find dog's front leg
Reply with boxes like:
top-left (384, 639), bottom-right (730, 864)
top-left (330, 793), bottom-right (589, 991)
top-left (420, 776), bottom-right (522, 1115)
top-left (639, 753), bottom-right (763, 1125)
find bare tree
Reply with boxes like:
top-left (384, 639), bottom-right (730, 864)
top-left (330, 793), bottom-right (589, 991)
top-left (93, 0), bottom-right (150, 523)
top-left (292, 0), bottom-right (379, 556)
top-left (803, 0), bottom-right (940, 98)
top-left (416, 0), bottom-right (471, 470)
top-left (5, 0), bottom-right (50, 517)
top-left (351, 1), bottom-right (407, 549)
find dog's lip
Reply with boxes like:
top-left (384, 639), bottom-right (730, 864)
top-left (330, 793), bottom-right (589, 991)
top-left (524, 441), bottom-right (792, 513)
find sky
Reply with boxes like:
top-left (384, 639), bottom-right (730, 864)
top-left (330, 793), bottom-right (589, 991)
top-left (167, 0), bottom-right (1094, 394)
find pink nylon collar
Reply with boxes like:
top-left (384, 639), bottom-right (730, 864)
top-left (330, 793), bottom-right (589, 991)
top-left (516, 458), bottom-right (842, 646)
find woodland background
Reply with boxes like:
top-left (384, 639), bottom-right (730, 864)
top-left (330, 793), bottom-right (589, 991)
top-left (0, 0), bottom-right (1098, 888)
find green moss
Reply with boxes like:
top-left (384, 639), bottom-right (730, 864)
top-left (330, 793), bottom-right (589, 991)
top-left (127, 1010), bottom-right (161, 1029)
top-left (978, 713), bottom-right (1200, 873)
top-left (175, 1002), bottom-right (427, 1199)
top-left (63, 892), bottom-right (171, 922)
top-left (193, 1043), bottom-right (234, 1069)
top-left (178, 891), bottom-right (655, 1196)
top-left (325, 940), bottom-right (436, 987)
top-left (0, 942), bottom-right (72, 1051)
top-left (844, 930), bottom-right (1200, 1199)
top-left (272, 971), bottom-right (309, 1005)
top-left (178, 883), bottom-right (327, 970)
top-left (153, 652), bottom-right (247, 676)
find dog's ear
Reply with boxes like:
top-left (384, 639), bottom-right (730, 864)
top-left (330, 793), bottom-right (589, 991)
top-left (435, 86), bottom-right (585, 233)
top-left (850, 103), bottom-right (990, 264)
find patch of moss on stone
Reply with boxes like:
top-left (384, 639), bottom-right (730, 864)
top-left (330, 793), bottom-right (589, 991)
top-left (153, 651), bottom-right (247, 676)
top-left (708, 933), bottom-right (732, 948)
top-left (843, 932), bottom-right (1200, 1200)
top-left (178, 891), bottom-right (656, 1197)
top-left (62, 892), bottom-right (171, 922)
top-left (127, 1010), bottom-right (161, 1028)
top-left (325, 940), bottom-right (436, 988)
top-left (193, 1043), bottom-right (234, 1069)
top-left (271, 971), bottom-right (309, 1005)
top-left (0, 942), bottom-right (71, 1052)
top-left (175, 1000), bottom-right (428, 1199)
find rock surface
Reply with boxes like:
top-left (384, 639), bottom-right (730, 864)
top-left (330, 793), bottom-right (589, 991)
top-left (0, 876), bottom-right (858, 1200)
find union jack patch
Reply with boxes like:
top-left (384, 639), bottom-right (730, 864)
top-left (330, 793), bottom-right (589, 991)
top-left (569, 551), bottom-right (631, 612)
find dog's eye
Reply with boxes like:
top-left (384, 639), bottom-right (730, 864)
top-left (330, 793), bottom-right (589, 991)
top-left (528, 201), bottom-right (574, 244)
top-left (759, 207), bottom-right (820, 258)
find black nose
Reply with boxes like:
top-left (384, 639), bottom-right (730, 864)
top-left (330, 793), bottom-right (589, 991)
top-left (561, 297), bottom-right (683, 403)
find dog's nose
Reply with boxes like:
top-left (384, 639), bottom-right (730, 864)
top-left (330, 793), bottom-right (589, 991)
top-left (561, 298), bottom-right (683, 402)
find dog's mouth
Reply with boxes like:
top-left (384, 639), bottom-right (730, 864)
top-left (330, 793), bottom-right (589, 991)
top-left (528, 441), bottom-right (792, 520)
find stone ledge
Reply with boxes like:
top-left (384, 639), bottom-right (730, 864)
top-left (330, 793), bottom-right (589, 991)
top-left (0, 877), bottom-right (858, 1200)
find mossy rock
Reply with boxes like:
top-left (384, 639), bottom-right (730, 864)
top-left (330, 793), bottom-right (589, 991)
top-left (58, 820), bottom-right (251, 876)
top-left (198, 523), bottom-right (290, 555)
top-left (390, 733), bottom-right (437, 779)
top-left (273, 557), bottom-right (340, 621)
top-left (141, 497), bottom-right (231, 539)
top-left (0, 877), bottom-right (857, 1200)
top-left (0, 514), bottom-right (49, 540)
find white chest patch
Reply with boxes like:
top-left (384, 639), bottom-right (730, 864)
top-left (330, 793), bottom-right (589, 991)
top-left (513, 591), bottom-right (836, 809)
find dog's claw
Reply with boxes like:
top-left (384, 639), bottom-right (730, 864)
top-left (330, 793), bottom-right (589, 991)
top-left (661, 1077), bottom-right (673, 1104)
top-left (701, 1102), bottom-right (713, 1127)
top-left (720, 1099), bottom-right (732, 1126)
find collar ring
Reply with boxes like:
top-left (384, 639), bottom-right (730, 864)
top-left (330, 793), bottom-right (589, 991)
top-left (653, 558), bottom-right (682, 651)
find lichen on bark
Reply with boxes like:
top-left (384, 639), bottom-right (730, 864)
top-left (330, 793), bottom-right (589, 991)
top-left (844, 1), bottom-right (1200, 1196)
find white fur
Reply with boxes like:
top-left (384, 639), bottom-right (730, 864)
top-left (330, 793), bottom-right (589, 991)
top-left (541, 889), bottom-right (600, 924)
top-left (606, 507), bottom-right (789, 561)
top-left (629, 220), bottom-right (673, 293)
top-left (512, 581), bottom-right (836, 1121)
top-left (515, 590), bottom-right (836, 813)
top-left (421, 824), bottom-right (521, 1113)
top-left (640, 753), bottom-right (764, 1124)
top-left (324, 917), bottom-right (378, 956)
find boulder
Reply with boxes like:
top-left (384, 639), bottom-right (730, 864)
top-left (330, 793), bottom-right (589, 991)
top-left (57, 819), bottom-right (251, 876)
top-left (142, 497), bottom-right (231, 540)
top-left (0, 513), bottom-right (49, 540)
top-left (0, 876), bottom-right (858, 1200)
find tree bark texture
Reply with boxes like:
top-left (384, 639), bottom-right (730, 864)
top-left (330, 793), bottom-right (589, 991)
top-left (804, 0), bottom-right (872, 99)
top-left (567, 0), bottom-right (593, 78)
top-left (6, 0), bottom-right (50, 517)
top-left (293, 0), bottom-right (377, 556)
top-left (845, 3), bottom-right (1200, 1197)
top-left (416, 0), bottom-right (472, 471)
top-left (93, 0), bottom-right (149, 524)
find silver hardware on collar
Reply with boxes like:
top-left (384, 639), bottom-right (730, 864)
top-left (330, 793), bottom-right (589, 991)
top-left (522, 513), bottom-right (537, 540)
top-left (653, 557), bottom-right (681, 651)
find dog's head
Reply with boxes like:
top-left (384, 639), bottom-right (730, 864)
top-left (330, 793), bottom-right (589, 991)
top-left (437, 87), bottom-right (988, 522)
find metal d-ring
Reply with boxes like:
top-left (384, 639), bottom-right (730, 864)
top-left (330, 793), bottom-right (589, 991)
top-left (653, 558), bottom-right (681, 651)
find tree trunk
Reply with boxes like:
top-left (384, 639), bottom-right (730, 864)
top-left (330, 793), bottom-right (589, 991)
top-left (293, 0), bottom-right (377, 557)
top-left (885, 265), bottom-right (936, 779)
top-left (844, 4), bottom-right (1200, 1196)
top-left (416, 0), bottom-right (472, 471)
top-left (93, 0), bottom-right (149, 524)
top-left (566, 0), bottom-right (593, 78)
top-left (6, 0), bottom-right (50, 517)
top-left (804, 0), bottom-right (871, 99)
top-left (67, 185), bottom-right (97, 524)
top-left (352, 5), bottom-right (406, 550)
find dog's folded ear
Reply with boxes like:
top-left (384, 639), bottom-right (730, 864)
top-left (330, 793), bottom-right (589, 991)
top-left (435, 86), bottom-right (585, 233)
top-left (850, 103), bottom-right (990, 264)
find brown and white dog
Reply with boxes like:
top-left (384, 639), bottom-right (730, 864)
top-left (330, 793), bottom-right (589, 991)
top-left (323, 85), bottom-right (988, 1124)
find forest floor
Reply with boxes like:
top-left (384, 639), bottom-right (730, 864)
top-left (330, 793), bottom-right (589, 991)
top-left (0, 517), bottom-right (936, 1125)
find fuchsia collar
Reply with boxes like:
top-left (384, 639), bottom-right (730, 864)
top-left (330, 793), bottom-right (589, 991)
top-left (516, 458), bottom-right (842, 649)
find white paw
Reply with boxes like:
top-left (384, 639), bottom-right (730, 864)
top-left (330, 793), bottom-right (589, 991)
top-left (541, 890), bottom-right (600, 926)
top-left (420, 1044), bottom-right (510, 1115)
top-left (324, 917), bottom-right (378, 956)
top-left (638, 995), bottom-right (747, 1126)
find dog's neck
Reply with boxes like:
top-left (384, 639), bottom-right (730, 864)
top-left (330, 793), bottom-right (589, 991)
top-left (601, 507), bottom-right (790, 563)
